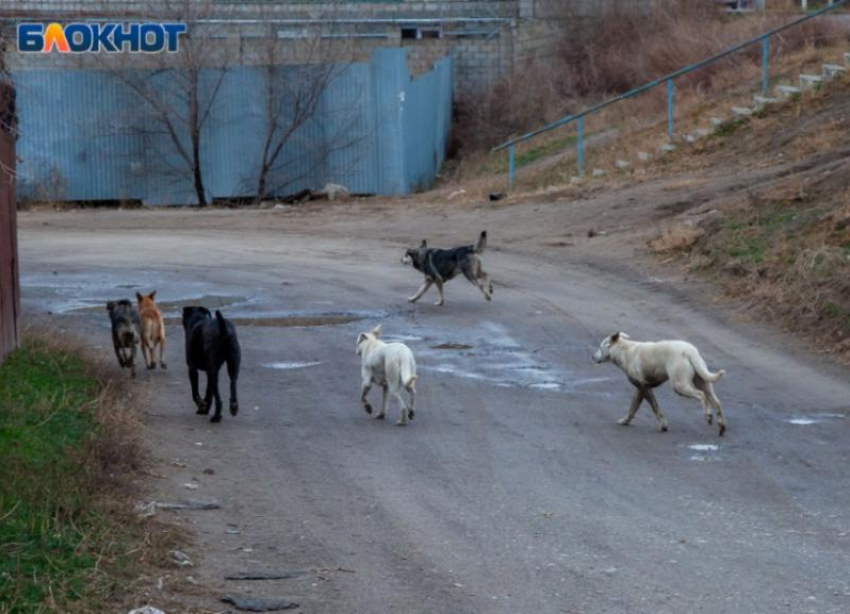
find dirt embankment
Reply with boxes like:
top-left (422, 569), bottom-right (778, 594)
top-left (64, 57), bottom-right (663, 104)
top-left (648, 77), bottom-right (850, 361)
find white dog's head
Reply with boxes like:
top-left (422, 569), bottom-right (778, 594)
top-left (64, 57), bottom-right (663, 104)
top-left (592, 332), bottom-right (628, 364)
top-left (356, 325), bottom-right (382, 355)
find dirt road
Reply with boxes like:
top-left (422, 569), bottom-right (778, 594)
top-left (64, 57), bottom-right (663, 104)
top-left (19, 204), bottom-right (850, 614)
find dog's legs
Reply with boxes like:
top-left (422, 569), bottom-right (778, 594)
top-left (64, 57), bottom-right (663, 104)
top-left (376, 383), bottom-right (388, 420)
top-left (406, 383), bottom-right (415, 421)
top-left (158, 334), bottom-right (167, 370)
top-left (477, 270), bottom-right (493, 301)
top-left (227, 359), bottom-right (239, 417)
top-left (434, 279), bottom-right (445, 306)
top-left (190, 368), bottom-right (207, 414)
top-left (208, 369), bottom-right (223, 423)
top-left (643, 389), bottom-right (669, 432)
top-left (360, 377), bottom-right (374, 415)
top-left (618, 388), bottom-right (644, 426)
top-left (672, 379), bottom-right (713, 432)
top-left (393, 387), bottom-right (409, 426)
top-left (113, 342), bottom-right (126, 368)
top-left (408, 279), bottom-right (432, 303)
top-left (128, 346), bottom-right (136, 378)
top-left (700, 381), bottom-right (726, 436)
top-left (140, 339), bottom-right (151, 370)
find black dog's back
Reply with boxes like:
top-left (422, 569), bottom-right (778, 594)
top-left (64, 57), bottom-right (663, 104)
top-left (182, 306), bottom-right (241, 422)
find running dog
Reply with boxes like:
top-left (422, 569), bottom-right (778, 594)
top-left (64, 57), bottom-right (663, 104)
top-left (357, 325), bottom-right (417, 426)
top-left (182, 306), bottom-right (241, 423)
top-left (106, 299), bottom-right (139, 377)
top-left (402, 231), bottom-right (493, 306)
top-left (136, 290), bottom-right (166, 370)
top-left (592, 332), bottom-right (727, 435)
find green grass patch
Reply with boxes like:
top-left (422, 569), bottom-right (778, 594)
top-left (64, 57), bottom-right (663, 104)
top-left (0, 339), bottom-right (133, 613)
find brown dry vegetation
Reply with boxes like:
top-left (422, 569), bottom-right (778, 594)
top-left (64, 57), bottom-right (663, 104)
top-left (0, 328), bottom-right (191, 613)
top-left (449, 0), bottom-right (848, 185)
top-left (646, 77), bottom-right (850, 360)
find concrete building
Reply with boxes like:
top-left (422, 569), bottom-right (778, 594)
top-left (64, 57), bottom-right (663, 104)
top-left (2, 1), bottom-right (647, 94)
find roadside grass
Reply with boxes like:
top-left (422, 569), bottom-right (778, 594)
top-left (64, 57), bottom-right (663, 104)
top-left (0, 332), bottom-right (174, 614)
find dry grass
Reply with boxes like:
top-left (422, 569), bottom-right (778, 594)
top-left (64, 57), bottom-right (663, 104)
top-left (648, 224), bottom-right (705, 254)
top-left (0, 326), bottom-right (192, 614)
top-left (448, 0), bottom-right (849, 190)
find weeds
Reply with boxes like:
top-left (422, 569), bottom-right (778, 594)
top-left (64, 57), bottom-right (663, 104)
top-left (0, 331), bottom-right (151, 613)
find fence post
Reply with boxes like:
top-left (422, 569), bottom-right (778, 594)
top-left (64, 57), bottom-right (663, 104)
top-left (509, 145), bottom-right (515, 190)
top-left (761, 36), bottom-right (769, 96)
top-left (577, 117), bottom-right (584, 177)
top-left (667, 79), bottom-right (674, 140)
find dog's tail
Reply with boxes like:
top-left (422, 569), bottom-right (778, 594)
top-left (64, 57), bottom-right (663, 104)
top-left (404, 374), bottom-right (418, 390)
top-left (215, 310), bottom-right (230, 337)
top-left (474, 231), bottom-right (488, 254)
top-left (689, 353), bottom-right (725, 383)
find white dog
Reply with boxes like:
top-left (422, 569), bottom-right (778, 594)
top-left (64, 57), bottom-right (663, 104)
top-left (356, 325), bottom-right (418, 425)
top-left (592, 332), bottom-right (727, 435)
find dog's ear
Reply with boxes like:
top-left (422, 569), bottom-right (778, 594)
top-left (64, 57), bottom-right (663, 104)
top-left (356, 332), bottom-right (367, 345)
top-left (372, 324), bottom-right (382, 337)
top-left (420, 239), bottom-right (427, 248)
top-left (136, 291), bottom-right (143, 302)
top-left (106, 300), bottom-right (115, 311)
top-left (149, 290), bottom-right (157, 300)
top-left (611, 332), bottom-right (620, 344)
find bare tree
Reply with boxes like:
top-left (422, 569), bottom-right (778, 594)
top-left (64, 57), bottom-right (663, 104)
top-left (98, 0), bottom-right (234, 206)
top-left (249, 9), bottom-right (367, 202)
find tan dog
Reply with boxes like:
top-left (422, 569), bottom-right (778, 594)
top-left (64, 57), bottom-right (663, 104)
top-left (136, 290), bottom-right (167, 370)
top-left (593, 332), bottom-right (726, 435)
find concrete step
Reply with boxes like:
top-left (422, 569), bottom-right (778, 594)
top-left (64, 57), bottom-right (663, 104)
top-left (695, 128), bottom-right (711, 137)
top-left (709, 117), bottom-right (724, 127)
top-left (776, 84), bottom-right (801, 98)
top-left (614, 159), bottom-right (630, 170)
top-left (822, 63), bottom-right (847, 78)
top-left (660, 143), bottom-right (677, 153)
top-left (845, 52), bottom-right (850, 65)
top-left (753, 95), bottom-right (780, 108)
top-left (799, 73), bottom-right (824, 89)
top-left (732, 106), bottom-right (754, 117)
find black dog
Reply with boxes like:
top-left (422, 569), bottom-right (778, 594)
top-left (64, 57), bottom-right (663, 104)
top-left (182, 306), bottom-right (241, 423)
top-left (402, 231), bottom-right (493, 306)
top-left (106, 299), bottom-right (140, 377)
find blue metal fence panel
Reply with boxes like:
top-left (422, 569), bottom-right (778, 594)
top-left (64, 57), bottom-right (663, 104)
top-left (13, 48), bottom-right (452, 204)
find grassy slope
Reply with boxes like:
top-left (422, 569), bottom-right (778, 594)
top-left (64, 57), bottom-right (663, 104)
top-left (0, 338), bottom-right (142, 613)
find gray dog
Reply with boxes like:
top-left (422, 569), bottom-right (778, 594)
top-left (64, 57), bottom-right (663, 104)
top-left (107, 299), bottom-right (140, 377)
top-left (402, 231), bottom-right (493, 306)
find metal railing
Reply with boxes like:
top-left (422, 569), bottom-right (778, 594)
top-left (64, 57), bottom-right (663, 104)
top-left (493, 0), bottom-right (849, 188)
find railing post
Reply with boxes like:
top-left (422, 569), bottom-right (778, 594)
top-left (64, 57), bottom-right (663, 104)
top-left (761, 36), bottom-right (769, 96)
top-left (509, 145), bottom-right (515, 190)
top-left (667, 79), bottom-right (674, 140)
top-left (577, 117), bottom-right (584, 177)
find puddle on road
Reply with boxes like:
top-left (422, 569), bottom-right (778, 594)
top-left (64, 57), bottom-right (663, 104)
top-left (687, 443), bottom-right (721, 462)
top-left (785, 413), bottom-right (846, 426)
top-left (74, 294), bottom-right (247, 315)
top-left (264, 361), bottom-right (323, 370)
top-left (416, 321), bottom-right (611, 393)
top-left (163, 314), bottom-right (365, 328)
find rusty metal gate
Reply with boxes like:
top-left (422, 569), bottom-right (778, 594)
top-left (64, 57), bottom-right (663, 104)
top-left (0, 82), bottom-right (18, 366)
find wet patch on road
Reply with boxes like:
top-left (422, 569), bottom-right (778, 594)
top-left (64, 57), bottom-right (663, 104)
top-left (784, 413), bottom-right (846, 426)
top-left (263, 361), bottom-right (323, 370)
top-left (687, 443), bottom-right (721, 461)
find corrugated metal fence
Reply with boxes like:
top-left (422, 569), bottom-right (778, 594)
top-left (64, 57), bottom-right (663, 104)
top-left (0, 82), bottom-right (19, 365)
top-left (13, 49), bottom-right (453, 204)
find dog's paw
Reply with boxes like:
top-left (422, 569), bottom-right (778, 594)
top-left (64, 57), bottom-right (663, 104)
top-left (407, 296), bottom-right (420, 303)
top-left (375, 413), bottom-right (386, 420)
top-left (147, 363), bottom-right (155, 370)
top-left (363, 403), bottom-right (373, 415)
top-left (229, 402), bottom-right (239, 417)
top-left (160, 362), bottom-right (168, 370)
top-left (617, 418), bottom-right (631, 426)
top-left (196, 401), bottom-right (210, 415)
top-left (660, 424), bottom-right (669, 432)
top-left (396, 420), bottom-right (407, 426)
top-left (210, 414), bottom-right (222, 424)
top-left (408, 409), bottom-right (415, 420)
top-left (489, 283), bottom-right (494, 294)
top-left (434, 301), bottom-right (444, 307)
top-left (706, 414), bottom-right (713, 425)
top-left (718, 423), bottom-right (726, 436)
